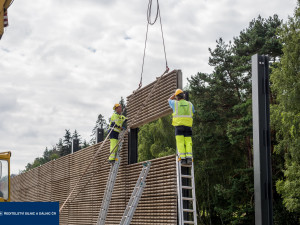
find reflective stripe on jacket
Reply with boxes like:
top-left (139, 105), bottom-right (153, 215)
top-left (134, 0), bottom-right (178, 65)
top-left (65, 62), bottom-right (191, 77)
top-left (172, 100), bottom-right (193, 127)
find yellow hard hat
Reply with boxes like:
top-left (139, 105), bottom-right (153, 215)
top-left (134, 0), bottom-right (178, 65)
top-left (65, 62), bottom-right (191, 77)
top-left (174, 89), bottom-right (184, 96)
top-left (113, 103), bottom-right (121, 110)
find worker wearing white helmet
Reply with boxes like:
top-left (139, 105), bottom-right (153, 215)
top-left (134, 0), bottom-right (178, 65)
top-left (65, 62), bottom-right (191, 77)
top-left (168, 89), bottom-right (195, 164)
top-left (108, 103), bottom-right (127, 163)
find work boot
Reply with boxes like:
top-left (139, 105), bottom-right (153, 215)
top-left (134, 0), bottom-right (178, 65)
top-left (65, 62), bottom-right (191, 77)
top-left (181, 158), bottom-right (187, 165)
top-left (108, 159), bottom-right (115, 164)
top-left (186, 158), bottom-right (192, 165)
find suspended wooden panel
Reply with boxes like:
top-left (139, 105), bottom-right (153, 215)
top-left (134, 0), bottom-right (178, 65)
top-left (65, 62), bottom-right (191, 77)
top-left (127, 69), bottom-right (182, 128)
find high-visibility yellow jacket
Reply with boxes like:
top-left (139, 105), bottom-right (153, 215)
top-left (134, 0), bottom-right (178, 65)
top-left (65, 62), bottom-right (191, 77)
top-left (0, 0), bottom-right (13, 39)
top-left (172, 100), bottom-right (194, 127)
top-left (109, 112), bottom-right (127, 133)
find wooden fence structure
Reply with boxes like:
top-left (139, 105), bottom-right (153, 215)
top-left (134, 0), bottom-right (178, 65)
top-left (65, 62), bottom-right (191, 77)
top-left (11, 70), bottom-right (183, 225)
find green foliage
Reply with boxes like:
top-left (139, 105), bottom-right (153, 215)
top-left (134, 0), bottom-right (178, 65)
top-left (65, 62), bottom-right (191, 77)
top-left (271, 1), bottom-right (300, 214)
top-left (234, 15), bottom-right (283, 62)
top-left (25, 147), bottom-right (59, 171)
top-left (60, 129), bottom-right (72, 156)
top-left (24, 129), bottom-right (89, 172)
top-left (187, 14), bottom-right (284, 224)
top-left (82, 140), bottom-right (90, 149)
top-left (189, 69), bottom-right (253, 224)
top-left (214, 169), bottom-right (254, 225)
top-left (90, 113), bottom-right (108, 144)
top-left (119, 96), bottom-right (127, 117)
top-left (138, 115), bottom-right (175, 162)
top-left (24, 109), bottom-right (111, 171)
top-left (119, 96), bottom-right (128, 128)
top-left (135, 13), bottom-right (297, 224)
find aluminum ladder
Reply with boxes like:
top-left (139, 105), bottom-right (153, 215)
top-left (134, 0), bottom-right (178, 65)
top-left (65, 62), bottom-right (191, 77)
top-left (176, 154), bottom-right (197, 225)
top-left (119, 161), bottom-right (151, 225)
top-left (97, 129), bottom-right (126, 225)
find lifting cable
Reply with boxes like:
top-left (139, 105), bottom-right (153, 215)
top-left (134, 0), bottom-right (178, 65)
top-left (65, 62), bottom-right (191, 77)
top-left (59, 64), bottom-right (170, 213)
top-left (139, 0), bottom-right (169, 88)
top-left (59, 0), bottom-right (170, 213)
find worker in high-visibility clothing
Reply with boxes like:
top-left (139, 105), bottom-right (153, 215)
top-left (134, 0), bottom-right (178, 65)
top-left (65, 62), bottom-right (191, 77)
top-left (169, 89), bottom-right (195, 164)
top-left (108, 103), bottom-right (127, 163)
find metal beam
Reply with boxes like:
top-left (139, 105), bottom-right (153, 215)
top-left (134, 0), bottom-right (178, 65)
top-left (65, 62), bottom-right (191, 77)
top-left (96, 128), bottom-right (104, 143)
top-left (72, 138), bottom-right (79, 153)
top-left (252, 54), bottom-right (273, 225)
top-left (128, 128), bottom-right (138, 164)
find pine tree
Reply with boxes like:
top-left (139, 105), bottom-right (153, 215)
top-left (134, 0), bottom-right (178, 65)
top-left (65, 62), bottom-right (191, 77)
top-left (90, 114), bottom-right (108, 144)
top-left (71, 129), bottom-right (82, 151)
top-left (72, 129), bottom-right (81, 140)
top-left (57, 138), bottom-right (64, 156)
top-left (188, 14), bottom-right (284, 224)
top-left (81, 140), bottom-right (90, 149)
top-left (271, 1), bottom-right (300, 215)
top-left (119, 96), bottom-right (127, 117)
top-left (61, 129), bottom-right (72, 156)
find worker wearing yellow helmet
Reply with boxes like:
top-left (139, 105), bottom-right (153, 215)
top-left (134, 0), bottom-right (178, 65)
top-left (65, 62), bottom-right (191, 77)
top-left (169, 89), bottom-right (195, 164)
top-left (108, 103), bottom-right (127, 163)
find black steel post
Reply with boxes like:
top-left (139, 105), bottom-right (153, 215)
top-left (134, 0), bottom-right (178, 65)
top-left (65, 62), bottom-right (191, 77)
top-left (252, 54), bottom-right (273, 225)
top-left (128, 128), bottom-right (138, 164)
top-left (72, 138), bottom-right (80, 153)
top-left (96, 128), bottom-right (104, 143)
top-left (184, 91), bottom-right (189, 101)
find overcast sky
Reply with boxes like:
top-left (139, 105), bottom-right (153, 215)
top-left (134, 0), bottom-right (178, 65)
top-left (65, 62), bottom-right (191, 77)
top-left (0, 0), bottom-right (297, 174)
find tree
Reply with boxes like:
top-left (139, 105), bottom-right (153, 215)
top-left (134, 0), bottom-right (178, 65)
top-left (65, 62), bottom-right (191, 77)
top-left (42, 147), bottom-right (59, 163)
top-left (119, 96), bottom-right (126, 114)
top-left (234, 15), bottom-right (283, 62)
top-left (72, 129), bottom-right (82, 148)
top-left (271, 1), bottom-right (300, 214)
top-left (81, 140), bottom-right (90, 149)
top-left (25, 147), bottom-right (59, 171)
top-left (188, 14), bottom-right (284, 224)
top-left (138, 115), bottom-right (175, 162)
top-left (24, 129), bottom-right (83, 171)
top-left (60, 129), bottom-right (72, 156)
top-left (90, 114), bottom-right (108, 144)
top-left (57, 138), bottom-right (63, 155)
top-left (72, 129), bottom-right (81, 140)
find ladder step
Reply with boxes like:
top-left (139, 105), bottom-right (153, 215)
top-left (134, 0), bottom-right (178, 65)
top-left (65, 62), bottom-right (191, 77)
top-left (181, 175), bottom-right (192, 179)
top-left (183, 209), bottom-right (195, 213)
top-left (120, 162), bottom-right (151, 225)
top-left (181, 164), bottom-right (192, 167)
top-left (182, 197), bottom-right (194, 201)
top-left (182, 186), bottom-right (193, 190)
top-left (183, 221), bottom-right (195, 224)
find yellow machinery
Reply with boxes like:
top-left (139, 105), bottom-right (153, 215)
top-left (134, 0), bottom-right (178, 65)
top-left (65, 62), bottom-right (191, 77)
top-left (0, 151), bottom-right (11, 202)
top-left (0, 0), bottom-right (13, 40)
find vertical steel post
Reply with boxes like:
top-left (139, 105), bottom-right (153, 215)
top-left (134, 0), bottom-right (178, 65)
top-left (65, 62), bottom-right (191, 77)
top-left (252, 54), bottom-right (273, 225)
top-left (72, 138), bottom-right (79, 153)
top-left (128, 128), bottom-right (138, 164)
top-left (96, 128), bottom-right (104, 143)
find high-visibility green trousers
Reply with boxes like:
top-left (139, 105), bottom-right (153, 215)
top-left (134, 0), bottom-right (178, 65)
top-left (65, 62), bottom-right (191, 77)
top-left (175, 126), bottom-right (193, 159)
top-left (176, 136), bottom-right (193, 159)
top-left (109, 138), bottom-right (118, 160)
